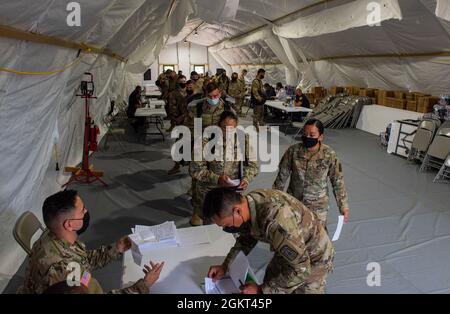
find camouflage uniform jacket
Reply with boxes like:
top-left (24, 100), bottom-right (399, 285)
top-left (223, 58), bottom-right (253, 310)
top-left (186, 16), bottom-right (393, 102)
top-left (228, 81), bottom-right (246, 99)
top-left (167, 88), bottom-right (188, 122)
top-left (216, 75), bottom-right (229, 93)
top-left (189, 136), bottom-right (259, 189)
top-left (19, 231), bottom-right (148, 294)
top-left (273, 143), bottom-right (349, 214)
top-left (158, 74), bottom-right (169, 100)
top-left (184, 99), bottom-right (234, 131)
top-left (251, 78), bottom-right (264, 103)
top-left (222, 189), bottom-right (335, 294)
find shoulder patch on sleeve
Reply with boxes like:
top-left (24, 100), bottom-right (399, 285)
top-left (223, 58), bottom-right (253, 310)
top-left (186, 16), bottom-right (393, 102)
top-left (280, 244), bottom-right (299, 262)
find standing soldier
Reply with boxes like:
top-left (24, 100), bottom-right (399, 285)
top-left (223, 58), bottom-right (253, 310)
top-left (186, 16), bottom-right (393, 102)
top-left (159, 69), bottom-right (172, 100)
top-left (190, 71), bottom-right (204, 95)
top-left (228, 72), bottom-right (246, 115)
top-left (273, 119), bottom-right (350, 227)
top-left (166, 75), bottom-right (188, 133)
top-left (190, 111), bottom-right (259, 227)
top-left (183, 82), bottom-right (235, 226)
top-left (204, 188), bottom-right (335, 294)
top-left (239, 69), bottom-right (248, 87)
top-left (251, 69), bottom-right (266, 131)
top-left (215, 69), bottom-right (230, 98)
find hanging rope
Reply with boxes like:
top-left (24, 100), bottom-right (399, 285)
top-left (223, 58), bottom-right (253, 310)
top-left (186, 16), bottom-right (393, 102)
top-left (0, 56), bottom-right (82, 75)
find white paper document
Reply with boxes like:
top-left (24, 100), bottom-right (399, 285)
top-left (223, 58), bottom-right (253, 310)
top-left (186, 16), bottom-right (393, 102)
top-left (130, 221), bottom-right (179, 265)
top-left (204, 251), bottom-right (257, 294)
top-left (332, 215), bottom-right (345, 242)
top-left (226, 178), bottom-right (240, 187)
top-left (178, 227), bottom-right (211, 247)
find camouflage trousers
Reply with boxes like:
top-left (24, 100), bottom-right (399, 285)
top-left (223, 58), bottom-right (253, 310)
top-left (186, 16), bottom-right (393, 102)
top-left (302, 203), bottom-right (329, 231)
top-left (253, 104), bottom-right (265, 130)
top-left (263, 254), bottom-right (331, 294)
top-left (231, 97), bottom-right (244, 115)
top-left (191, 178), bottom-right (202, 216)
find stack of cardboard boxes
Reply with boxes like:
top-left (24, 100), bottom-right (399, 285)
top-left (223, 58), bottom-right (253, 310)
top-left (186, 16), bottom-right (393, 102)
top-left (359, 88), bottom-right (378, 104)
top-left (417, 96), bottom-right (440, 113)
top-left (344, 86), bottom-right (361, 96)
top-left (329, 86), bottom-right (344, 95)
top-left (322, 85), bottom-right (440, 114)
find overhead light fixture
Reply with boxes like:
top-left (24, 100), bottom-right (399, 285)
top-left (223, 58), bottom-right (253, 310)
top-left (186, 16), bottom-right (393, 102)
top-left (184, 38), bottom-right (188, 43)
top-left (194, 29), bottom-right (199, 36)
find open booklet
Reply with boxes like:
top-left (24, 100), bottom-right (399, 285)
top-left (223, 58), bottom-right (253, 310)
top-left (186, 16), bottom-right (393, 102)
top-left (204, 251), bottom-right (259, 294)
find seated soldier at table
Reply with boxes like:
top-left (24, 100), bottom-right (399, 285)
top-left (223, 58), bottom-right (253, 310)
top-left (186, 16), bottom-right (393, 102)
top-left (127, 85), bottom-right (145, 132)
top-left (19, 190), bottom-right (164, 294)
top-left (204, 188), bottom-right (334, 294)
top-left (293, 88), bottom-right (310, 122)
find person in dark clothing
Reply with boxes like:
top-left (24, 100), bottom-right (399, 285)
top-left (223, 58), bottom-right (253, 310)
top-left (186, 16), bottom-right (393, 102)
top-left (263, 83), bottom-right (276, 98)
top-left (127, 86), bottom-right (144, 132)
top-left (292, 88), bottom-right (311, 122)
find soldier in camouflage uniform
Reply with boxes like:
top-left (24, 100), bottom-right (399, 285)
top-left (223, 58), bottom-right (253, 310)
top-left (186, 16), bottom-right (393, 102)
top-left (156, 71), bottom-right (170, 99)
top-left (183, 82), bottom-right (235, 226)
top-left (167, 76), bottom-right (190, 175)
top-left (215, 69), bottom-right (230, 98)
top-left (190, 71), bottom-right (204, 95)
top-left (190, 111), bottom-right (259, 225)
top-left (204, 188), bottom-right (335, 294)
top-left (273, 119), bottom-right (350, 227)
top-left (251, 69), bottom-right (266, 131)
top-left (227, 72), bottom-right (246, 115)
top-left (166, 75), bottom-right (188, 133)
top-left (19, 190), bottom-right (164, 294)
top-left (239, 69), bottom-right (248, 87)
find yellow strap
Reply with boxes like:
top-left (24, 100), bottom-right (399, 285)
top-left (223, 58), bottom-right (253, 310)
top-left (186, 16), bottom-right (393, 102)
top-left (0, 56), bottom-right (82, 75)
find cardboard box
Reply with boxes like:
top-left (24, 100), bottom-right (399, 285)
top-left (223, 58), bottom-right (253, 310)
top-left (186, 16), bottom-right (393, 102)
top-left (406, 100), bottom-right (417, 112)
top-left (359, 88), bottom-right (376, 97)
top-left (385, 97), bottom-right (406, 109)
top-left (394, 91), bottom-right (406, 99)
top-left (417, 96), bottom-right (440, 113)
top-left (330, 86), bottom-right (344, 95)
top-left (344, 86), bottom-right (361, 96)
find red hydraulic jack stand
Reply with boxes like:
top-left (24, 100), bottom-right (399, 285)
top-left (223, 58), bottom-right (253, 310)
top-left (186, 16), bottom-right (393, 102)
top-left (63, 72), bottom-right (107, 188)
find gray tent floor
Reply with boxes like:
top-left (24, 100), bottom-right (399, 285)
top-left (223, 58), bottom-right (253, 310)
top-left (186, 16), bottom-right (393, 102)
top-left (4, 115), bottom-right (450, 294)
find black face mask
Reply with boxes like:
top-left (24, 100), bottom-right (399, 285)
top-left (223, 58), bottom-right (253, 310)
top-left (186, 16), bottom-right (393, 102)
top-left (178, 83), bottom-right (186, 89)
top-left (302, 136), bottom-right (319, 149)
top-left (296, 95), bottom-right (301, 102)
top-left (223, 213), bottom-right (246, 234)
top-left (232, 77), bottom-right (238, 82)
top-left (76, 211), bottom-right (90, 235)
top-left (186, 89), bottom-right (194, 95)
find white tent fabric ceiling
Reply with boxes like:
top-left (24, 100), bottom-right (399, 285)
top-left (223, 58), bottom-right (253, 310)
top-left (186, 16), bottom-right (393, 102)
top-left (0, 0), bottom-right (449, 292)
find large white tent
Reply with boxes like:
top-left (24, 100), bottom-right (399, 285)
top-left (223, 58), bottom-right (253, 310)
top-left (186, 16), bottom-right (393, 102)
top-left (0, 0), bottom-right (450, 292)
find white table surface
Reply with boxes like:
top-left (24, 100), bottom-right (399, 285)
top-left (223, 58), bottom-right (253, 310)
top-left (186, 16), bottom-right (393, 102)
top-left (134, 108), bottom-right (167, 117)
top-left (356, 104), bottom-right (422, 135)
top-left (146, 90), bottom-right (162, 97)
top-left (265, 101), bottom-right (313, 113)
top-left (147, 99), bottom-right (166, 107)
top-left (121, 225), bottom-right (236, 294)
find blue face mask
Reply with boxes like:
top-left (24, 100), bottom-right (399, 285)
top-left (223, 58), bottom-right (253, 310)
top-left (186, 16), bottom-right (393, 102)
top-left (207, 97), bottom-right (220, 106)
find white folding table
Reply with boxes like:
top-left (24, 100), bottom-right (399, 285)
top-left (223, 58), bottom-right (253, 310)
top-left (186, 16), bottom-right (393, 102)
top-left (135, 107), bottom-right (167, 142)
top-left (264, 101), bottom-right (313, 134)
top-left (121, 225), bottom-right (236, 294)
